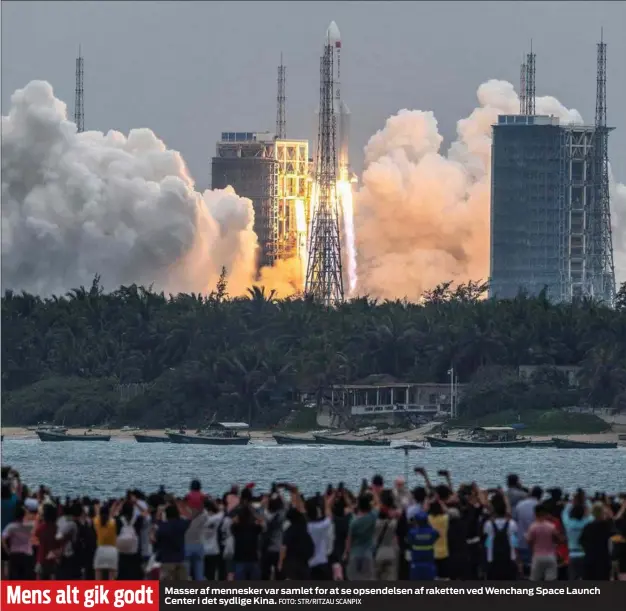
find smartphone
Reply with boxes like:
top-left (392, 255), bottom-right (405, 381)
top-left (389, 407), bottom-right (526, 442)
top-left (437, 470), bottom-right (449, 477)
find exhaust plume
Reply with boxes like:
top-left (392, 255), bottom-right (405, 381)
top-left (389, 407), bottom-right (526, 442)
top-left (355, 79), bottom-right (626, 300)
top-left (1, 81), bottom-right (259, 297)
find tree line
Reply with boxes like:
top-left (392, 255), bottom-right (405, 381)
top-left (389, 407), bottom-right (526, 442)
top-left (2, 273), bottom-right (625, 428)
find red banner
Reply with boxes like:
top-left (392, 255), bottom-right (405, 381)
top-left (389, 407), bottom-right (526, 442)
top-left (1, 582), bottom-right (159, 611)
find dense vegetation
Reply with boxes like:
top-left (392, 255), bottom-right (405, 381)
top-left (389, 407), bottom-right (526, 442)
top-left (2, 274), bottom-right (625, 428)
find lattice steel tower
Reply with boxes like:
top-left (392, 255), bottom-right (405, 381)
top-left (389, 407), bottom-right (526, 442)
top-left (276, 54), bottom-right (286, 139)
top-left (525, 42), bottom-right (536, 115)
top-left (593, 30), bottom-right (616, 304)
top-left (519, 60), bottom-right (527, 115)
top-left (305, 38), bottom-right (344, 305)
top-left (74, 45), bottom-right (84, 133)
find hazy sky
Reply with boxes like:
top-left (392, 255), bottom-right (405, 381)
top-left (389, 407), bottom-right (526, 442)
top-left (2, 1), bottom-right (625, 190)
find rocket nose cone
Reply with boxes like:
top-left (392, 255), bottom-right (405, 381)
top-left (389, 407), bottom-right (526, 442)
top-left (326, 21), bottom-right (341, 44)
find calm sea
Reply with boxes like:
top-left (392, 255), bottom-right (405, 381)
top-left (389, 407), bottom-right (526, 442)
top-left (2, 439), bottom-right (625, 498)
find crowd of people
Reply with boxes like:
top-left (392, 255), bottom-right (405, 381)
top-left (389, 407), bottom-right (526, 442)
top-left (2, 465), bottom-right (625, 582)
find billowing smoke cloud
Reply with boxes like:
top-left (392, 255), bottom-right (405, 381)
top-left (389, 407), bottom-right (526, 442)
top-left (355, 80), bottom-right (626, 300)
top-left (1, 81), bottom-right (258, 296)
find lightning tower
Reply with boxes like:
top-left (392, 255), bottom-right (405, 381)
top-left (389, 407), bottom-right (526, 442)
top-left (74, 45), bottom-right (84, 133)
top-left (525, 41), bottom-right (536, 115)
top-left (593, 29), bottom-right (616, 304)
top-left (305, 28), bottom-right (344, 305)
top-left (276, 54), bottom-right (286, 139)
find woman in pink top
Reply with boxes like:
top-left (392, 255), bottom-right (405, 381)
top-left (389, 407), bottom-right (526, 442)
top-left (1, 504), bottom-right (35, 579)
top-left (526, 503), bottom-right (561, 582)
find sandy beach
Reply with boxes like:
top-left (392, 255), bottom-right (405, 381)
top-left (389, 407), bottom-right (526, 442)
top-left (1, 425), bottom-right (622, 444)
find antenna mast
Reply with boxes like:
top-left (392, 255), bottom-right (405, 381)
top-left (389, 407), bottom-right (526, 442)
top-left (74, 45), bottom-right (84, 132)
top-left (276, 54), bottom-right (286, 139)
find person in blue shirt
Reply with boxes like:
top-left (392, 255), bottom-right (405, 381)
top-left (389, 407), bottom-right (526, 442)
top-left (405, 508), bottom-right (439, 580)
top-left (561, 490), bottom-right (593, 580)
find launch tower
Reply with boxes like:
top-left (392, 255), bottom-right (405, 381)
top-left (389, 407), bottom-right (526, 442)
top-left (305, 28), bottom-right (344, 305)
top-left (491, 36), bottom-right (616, 304)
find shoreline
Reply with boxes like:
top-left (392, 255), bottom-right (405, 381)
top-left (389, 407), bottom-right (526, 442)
top-left (0, 426), bottom-right (620, 444)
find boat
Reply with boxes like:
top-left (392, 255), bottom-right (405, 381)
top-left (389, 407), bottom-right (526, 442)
top-left (425, 436), bottom-right (531, 448)
top-left (36, 430), bottom-right (111, 442)
top-left (529, 440), bottom-right (556, 448)
top-left (134, 433), bottom-right (170, 443)
top-left (167, 421), bottom-right (251, 445)
top-left (552, 437), bottom-right (617, 449)
top-left (27, 424), bottom-right (68, 434)
top-left (272, 433), bottom-right (320, 445)
top-left (313, 435), bottom-right (391, 447)
top-left (426, 426), bottom-right (531, 448)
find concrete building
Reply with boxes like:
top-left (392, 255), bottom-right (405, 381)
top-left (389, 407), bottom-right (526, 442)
top-left (490, 115), bottom-right (612, 302)
top-left (329, 382), bottom-right (465, 426)
top-left (211, 132), bottom-right (312, 271)
top-left (211, 132), bottom-right (278, 269)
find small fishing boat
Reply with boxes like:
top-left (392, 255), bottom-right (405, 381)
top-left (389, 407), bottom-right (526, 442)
top-left (272, 433), bottom-right (320, 445)
top-left (313, 435), bottom-right (391, 447)
top-left (134, 433), bottom-right (170, 443)
top-left (27, 424), bottom-right (68, 434)
top-left (37, 430), bottom-right (111, 442)
top-left (529, 440), bottom-right (556, 448)
top-left (426, 427), bottom-right (531, 448)
top-left (552, 437), bottom-right (617, 449)
top-left (426, 436), bottom-right (530, 448)
top-left (167, 422), bottom-right (251, 445)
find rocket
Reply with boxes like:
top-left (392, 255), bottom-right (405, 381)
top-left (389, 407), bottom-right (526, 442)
top-left (324, 21), bottom-right (351, 182)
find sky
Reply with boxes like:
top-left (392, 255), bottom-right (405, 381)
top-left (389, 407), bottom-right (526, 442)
top-left (2, 1), bottom-right (625, 192)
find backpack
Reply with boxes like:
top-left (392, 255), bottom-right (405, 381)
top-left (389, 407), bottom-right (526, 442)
top-left (116, 516), bottom-right (139, 555)
top-left (491, 520), bottom-right (511, 564)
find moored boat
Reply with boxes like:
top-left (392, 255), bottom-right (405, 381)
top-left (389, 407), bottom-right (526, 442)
top-left (529, 440), bottom-right (556, 448)
top-left (425, 436), bottom-right (531, 448)
top-left (27, 424), bottom-right (68, 434)
top-left (37, 430), bottom-right (111, 442)
top-left (552, 437), bottom-right (617, 449)
top-left (272, 433), bottom-right (319, 445)
top-left (167, 432), bottom-right (250, 445)
top-left (313, 435), bottom-right (391, 447)
top-left (167, 421), bottom-right (251, 445)
top-left (134, 433), bottom-right (170, 443)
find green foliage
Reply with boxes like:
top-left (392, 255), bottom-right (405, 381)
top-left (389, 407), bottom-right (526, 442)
top-left (2, 376), bottom-right (119, 426)
top-left (454, 408), bottom-right (610, 435)
top-left (2, 277), bottom-right (626, 427)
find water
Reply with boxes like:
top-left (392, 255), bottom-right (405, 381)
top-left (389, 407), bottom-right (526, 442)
top-left (2, 439), bottom-right (625, 498)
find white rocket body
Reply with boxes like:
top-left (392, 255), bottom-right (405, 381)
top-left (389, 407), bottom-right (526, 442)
top-left (315, 21), bottom-right (350, 182)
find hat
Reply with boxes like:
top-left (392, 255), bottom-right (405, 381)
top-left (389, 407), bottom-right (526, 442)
top-left (406, 505), bottom-right (427, 521)
top-left (245, 482), bottom-right (255, 490)
top-left (24, 498), bottom-right (39, 513)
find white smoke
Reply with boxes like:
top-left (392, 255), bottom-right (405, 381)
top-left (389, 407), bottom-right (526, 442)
top-left (1, 81), bottom-right (258, 297)
top-left (355, 79), bottom-right (626, 300)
